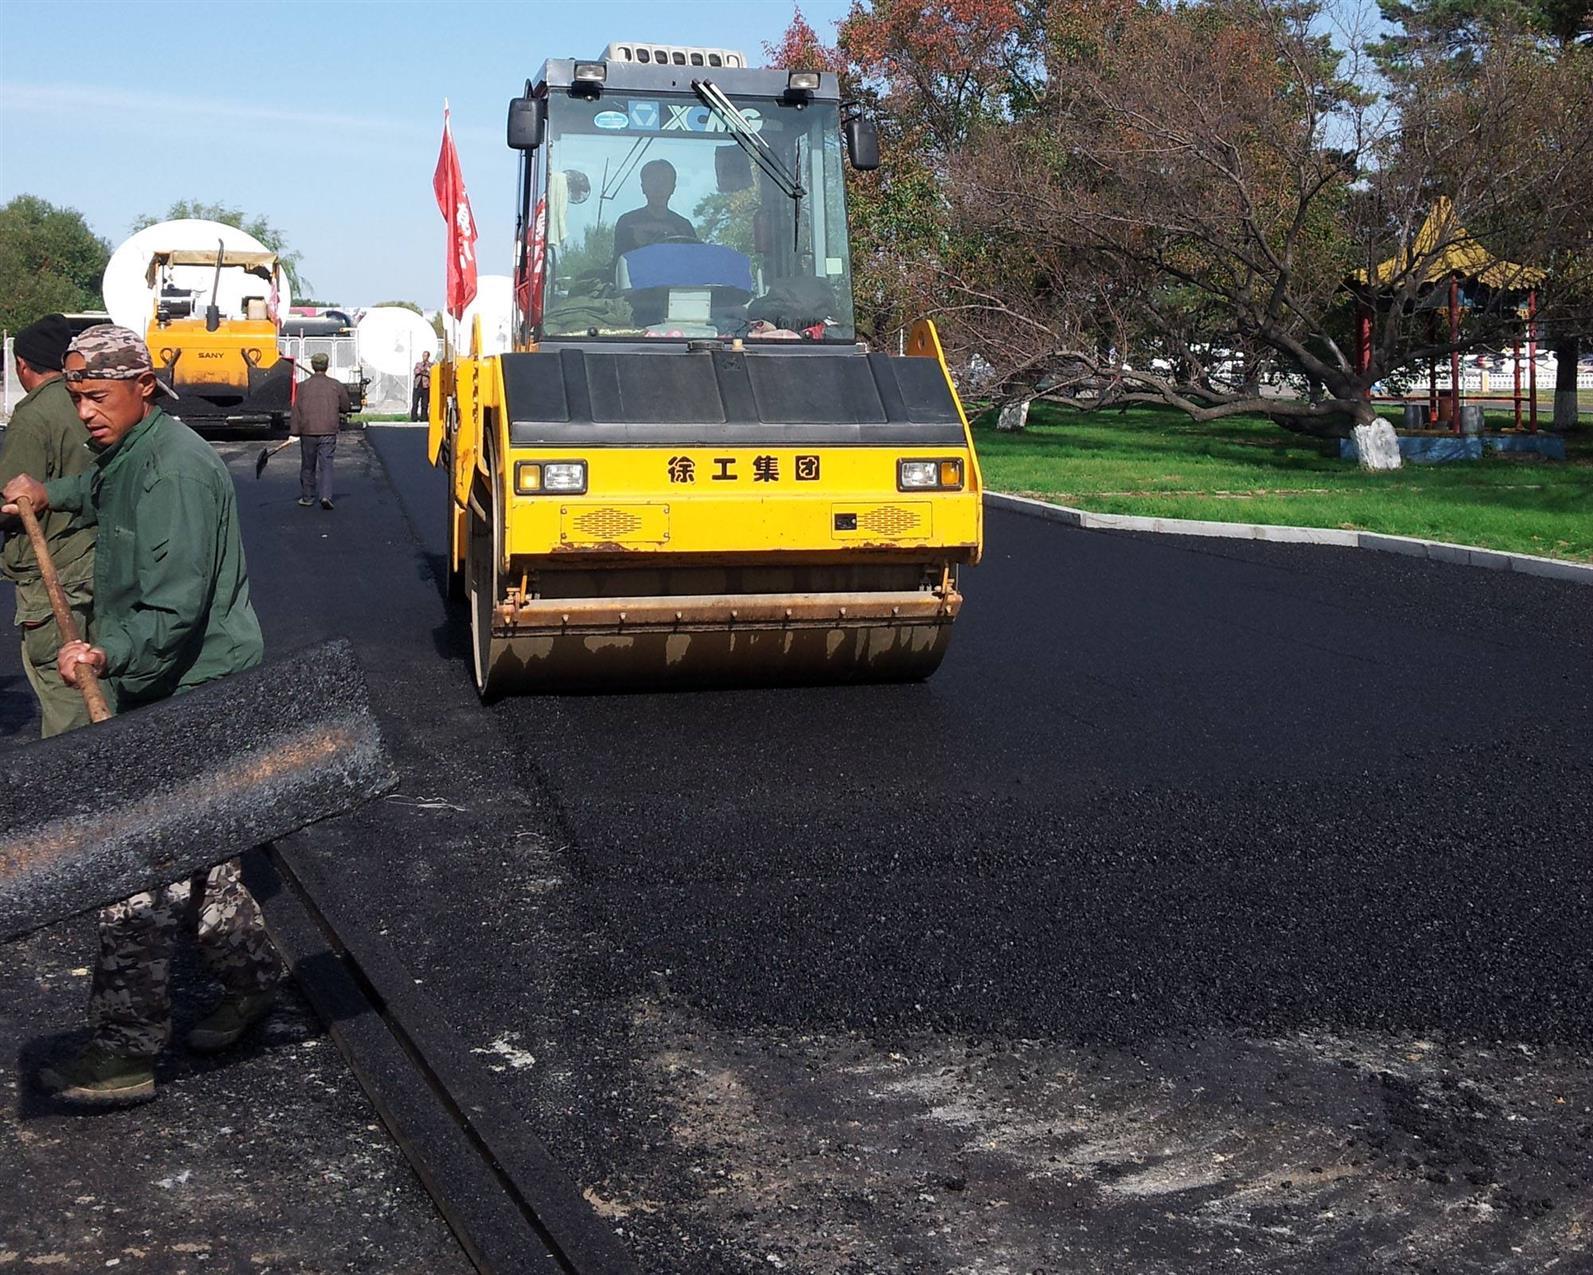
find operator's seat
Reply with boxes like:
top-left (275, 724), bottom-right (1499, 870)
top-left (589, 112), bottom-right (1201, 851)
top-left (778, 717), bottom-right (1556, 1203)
top-left (618, 242), bottom-right (753, 328)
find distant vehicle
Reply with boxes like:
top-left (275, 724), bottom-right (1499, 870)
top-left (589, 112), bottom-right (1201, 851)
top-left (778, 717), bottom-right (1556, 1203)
top-left (143, 243), bottom-right (295, 434)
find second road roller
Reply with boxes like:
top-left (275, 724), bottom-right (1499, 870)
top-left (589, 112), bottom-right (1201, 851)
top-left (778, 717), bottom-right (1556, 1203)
top-left (144, 243), bottom-right (297, 433)
top-left (431, 41), bottom-right (983, 696)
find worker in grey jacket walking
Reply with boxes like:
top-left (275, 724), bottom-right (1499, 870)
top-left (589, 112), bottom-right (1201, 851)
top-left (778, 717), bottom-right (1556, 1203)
top-left (291, 353), bottom-right (350, 510)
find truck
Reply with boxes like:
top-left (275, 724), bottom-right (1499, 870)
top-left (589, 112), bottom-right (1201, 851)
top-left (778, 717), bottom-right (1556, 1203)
top-left (430, 42), bottom-right (984, 696)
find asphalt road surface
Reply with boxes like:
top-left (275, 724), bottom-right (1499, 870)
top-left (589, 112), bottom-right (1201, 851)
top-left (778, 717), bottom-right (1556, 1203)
top-left (4, 426), bottom-right (1590, 1273)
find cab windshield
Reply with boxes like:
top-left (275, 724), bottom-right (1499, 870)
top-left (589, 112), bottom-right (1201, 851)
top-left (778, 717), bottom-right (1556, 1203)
top-left (535, 91), bottom-right (856, 343)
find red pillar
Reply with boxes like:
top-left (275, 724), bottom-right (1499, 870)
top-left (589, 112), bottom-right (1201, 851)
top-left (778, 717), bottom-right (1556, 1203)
top-left (1527, 289), bottom-right (1539, 432)
top-left (1449, 276), bottom-right (1462, 434)
top-left (1356, 304), bottom-right (1373, 376)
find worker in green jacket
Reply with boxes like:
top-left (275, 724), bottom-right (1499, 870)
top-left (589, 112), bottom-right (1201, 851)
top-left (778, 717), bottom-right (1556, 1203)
top-left (0, 314), bottom-right (95, 737)
top-left (2, 324), bottom-right (281, 1107)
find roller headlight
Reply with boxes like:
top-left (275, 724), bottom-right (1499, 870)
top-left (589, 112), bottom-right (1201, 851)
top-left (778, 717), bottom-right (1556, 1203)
top-left (515, 460), bottom-right (588, 494)
top-left (897, 458), bottom-right (963, 491)
top-left (542, 462), bottom-right (587, 492)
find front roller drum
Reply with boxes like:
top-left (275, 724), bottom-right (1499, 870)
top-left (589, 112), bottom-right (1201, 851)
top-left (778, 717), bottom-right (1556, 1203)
top-left (473, 591), bottom-right (960, 696)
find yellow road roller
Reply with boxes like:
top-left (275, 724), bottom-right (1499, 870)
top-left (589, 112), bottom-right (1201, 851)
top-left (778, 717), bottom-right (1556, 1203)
top-left (144, 245), bottom-right (296, 432)
top-left (431, 43), bottom-right (982, 695)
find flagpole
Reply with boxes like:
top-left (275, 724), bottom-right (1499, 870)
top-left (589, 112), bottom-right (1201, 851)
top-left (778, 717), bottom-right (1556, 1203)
top-left (443, 97), bottom-right (450, 353)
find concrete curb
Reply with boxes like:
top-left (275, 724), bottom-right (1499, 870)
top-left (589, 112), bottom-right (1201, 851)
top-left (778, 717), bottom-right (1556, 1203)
top-left (986, 491), bottom-right (1593, 586)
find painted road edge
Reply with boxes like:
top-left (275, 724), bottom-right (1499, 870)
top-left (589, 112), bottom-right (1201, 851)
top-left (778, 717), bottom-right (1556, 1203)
top-left (986, 492), bottom-right (1593, 586)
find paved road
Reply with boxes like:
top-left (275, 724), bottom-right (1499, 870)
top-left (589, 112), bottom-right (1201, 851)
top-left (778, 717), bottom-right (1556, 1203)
top-left (365, 425), bottom-right (1593, 1043)
top-left (349, 427), bottom-right (1592, 1272)
top-left (4, 427), bottom-right (1590, 1273)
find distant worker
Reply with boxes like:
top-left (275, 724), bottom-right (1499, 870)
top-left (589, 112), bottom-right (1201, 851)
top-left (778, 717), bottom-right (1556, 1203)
top-left (2, 325), bottom-right (279, 1108)
top-left (0, 314), bottom-right (96, 738)
top-left (292, 352), bottom-right (350, 510)
top-left (612, 159), bottom-right (698, 259)
top-left (411, 350), bottom-right (432, 422)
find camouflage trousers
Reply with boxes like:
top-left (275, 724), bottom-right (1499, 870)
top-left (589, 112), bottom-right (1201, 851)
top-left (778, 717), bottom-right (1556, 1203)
top-left (89, 858), bottom-right (282, 1057)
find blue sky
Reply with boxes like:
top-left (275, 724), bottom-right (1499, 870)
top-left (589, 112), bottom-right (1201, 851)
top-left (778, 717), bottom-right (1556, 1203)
top-left (0, 0), bottom-right (851, 307)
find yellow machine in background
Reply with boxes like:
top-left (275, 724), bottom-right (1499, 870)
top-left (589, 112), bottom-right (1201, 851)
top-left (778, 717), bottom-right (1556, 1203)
top-left (145, 245), bottom-right (295, 433)
top-left (432, 46), bottom-right (983, 696)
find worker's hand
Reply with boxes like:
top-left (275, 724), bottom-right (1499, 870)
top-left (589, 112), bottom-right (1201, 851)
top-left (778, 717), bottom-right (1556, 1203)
top-left (1, 473), bottom-right (48, 517)
top-left (57, 641), bottom-right (107, 687)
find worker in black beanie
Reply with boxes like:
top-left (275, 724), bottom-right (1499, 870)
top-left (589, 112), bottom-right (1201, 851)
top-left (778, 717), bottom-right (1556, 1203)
top-left (0, 314), bottom-right (96, 736)
top-left (13, 313), bottom-right (73, 372)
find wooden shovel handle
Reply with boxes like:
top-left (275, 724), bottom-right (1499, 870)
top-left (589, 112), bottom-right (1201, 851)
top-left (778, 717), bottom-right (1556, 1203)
top-left (14, 495), bottom-right (112, 723)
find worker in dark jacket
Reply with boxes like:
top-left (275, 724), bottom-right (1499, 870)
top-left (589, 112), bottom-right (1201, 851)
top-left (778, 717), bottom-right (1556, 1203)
top-left (0, 314), bottom-right (95, 736)
top-left (411, 350), bottom-right (432, 421)
top-left (2, 324), bottom-right (280, 1107)
top-left (291, 352), bottom-right (350, 510)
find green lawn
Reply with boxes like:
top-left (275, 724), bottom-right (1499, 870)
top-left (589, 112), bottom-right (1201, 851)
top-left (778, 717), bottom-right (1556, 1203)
top-left (973, 404), bottom-right (1593, 562)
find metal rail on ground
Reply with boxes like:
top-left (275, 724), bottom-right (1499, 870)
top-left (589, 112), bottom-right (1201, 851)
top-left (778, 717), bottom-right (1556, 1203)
top-left (246, 847), bottom-right (640, 1275)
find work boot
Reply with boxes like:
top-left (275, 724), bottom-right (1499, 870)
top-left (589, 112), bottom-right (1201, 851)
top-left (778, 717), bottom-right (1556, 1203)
top-left (39, 1044), bottom-right (156, 1107)
top-left (320, 498), bottom-right (334, 511)
top-left (297, 497), bottom-right (314, 507)
top-left (186, 990), bottom-right (276, 1054)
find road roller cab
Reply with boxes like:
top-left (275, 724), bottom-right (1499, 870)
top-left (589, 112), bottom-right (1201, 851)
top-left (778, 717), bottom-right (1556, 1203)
top-left (431, 45), bottom-right (983, 695)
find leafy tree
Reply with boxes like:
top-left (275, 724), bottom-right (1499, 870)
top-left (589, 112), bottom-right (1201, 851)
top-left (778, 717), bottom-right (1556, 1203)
top-left (1376, 0), bottom-right (1591, 76)
top-left (132, 199), bottom-right (311, 296)
top-left (0, 195), bottom-right (110, 332)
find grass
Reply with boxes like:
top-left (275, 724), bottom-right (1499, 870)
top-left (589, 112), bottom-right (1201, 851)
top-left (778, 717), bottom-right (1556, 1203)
top-left (973, 403), bottom-right (1593, 562)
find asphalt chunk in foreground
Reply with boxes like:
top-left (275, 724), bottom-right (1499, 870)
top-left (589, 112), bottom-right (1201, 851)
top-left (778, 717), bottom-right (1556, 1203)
top-left (0, 637), bottom-right (397, 942)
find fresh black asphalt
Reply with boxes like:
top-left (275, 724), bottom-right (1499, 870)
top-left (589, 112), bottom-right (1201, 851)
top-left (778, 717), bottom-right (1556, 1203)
top-left (3, 424), bottom-right (1589, 1272)
top-left (358, 426), bottom-right (1593, 1044)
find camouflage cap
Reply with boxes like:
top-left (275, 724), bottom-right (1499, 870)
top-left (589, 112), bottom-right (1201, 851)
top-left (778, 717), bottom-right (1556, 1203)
top-left (65, 324), bottom-right (179, 399)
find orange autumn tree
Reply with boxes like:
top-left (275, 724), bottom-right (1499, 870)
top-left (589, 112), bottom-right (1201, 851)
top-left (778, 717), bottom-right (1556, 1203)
top-left (764, 4), bottom-right (1048, 343)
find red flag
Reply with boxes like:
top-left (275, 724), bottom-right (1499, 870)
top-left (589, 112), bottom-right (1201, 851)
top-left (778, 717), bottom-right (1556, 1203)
top-left (433, 103), bottom-right (478, 320)
top-left (521, 197), bottom-right (547, 326)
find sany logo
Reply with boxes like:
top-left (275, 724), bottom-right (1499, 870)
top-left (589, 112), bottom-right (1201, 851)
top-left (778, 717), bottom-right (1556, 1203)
top-left (661, 103), bottom-right (762, 134)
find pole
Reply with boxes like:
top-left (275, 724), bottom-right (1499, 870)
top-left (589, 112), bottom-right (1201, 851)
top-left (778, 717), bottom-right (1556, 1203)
top-left (1427, 312), bottom-right (1438, 425)
top-left (1513, 335), bottom-right (1522, 430)
top-left (1448, 276), bottom-right (1462, 435)
top-left (1527, 289), bottom-right (1538, 432)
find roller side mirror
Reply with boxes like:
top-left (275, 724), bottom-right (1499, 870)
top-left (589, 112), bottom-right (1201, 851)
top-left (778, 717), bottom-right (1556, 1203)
top-left (844, 116), bottom-right (880, 171)
top-left (507, 97), bottom-right (543, 150)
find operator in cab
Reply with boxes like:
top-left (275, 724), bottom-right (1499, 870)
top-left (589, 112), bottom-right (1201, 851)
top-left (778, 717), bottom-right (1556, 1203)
top-left (612, 160), bottom-right (697, 260)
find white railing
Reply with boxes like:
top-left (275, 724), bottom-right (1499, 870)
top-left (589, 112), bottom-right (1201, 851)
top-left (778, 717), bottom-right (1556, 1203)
top-left (1397, 368), bottom-right (1593, 393)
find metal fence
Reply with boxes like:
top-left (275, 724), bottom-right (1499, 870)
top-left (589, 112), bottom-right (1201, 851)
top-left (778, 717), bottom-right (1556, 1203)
top-left (2, 335), bottom-right (15, 422)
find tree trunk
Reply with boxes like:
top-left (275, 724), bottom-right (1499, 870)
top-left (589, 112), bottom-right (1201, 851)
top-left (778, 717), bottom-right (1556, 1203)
top-left (1349, 401), bottom-right (1402, 471)
top-left (1553, 336), bottom-right (1581, 430)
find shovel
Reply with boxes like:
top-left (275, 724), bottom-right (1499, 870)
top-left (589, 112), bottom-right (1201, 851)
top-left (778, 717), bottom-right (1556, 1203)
top-left (255, 436), bottom-right (297, 479)
top-left (0, 500), bottom-right (396, 942)
top-left (13, 497), bottom-right (111, 722)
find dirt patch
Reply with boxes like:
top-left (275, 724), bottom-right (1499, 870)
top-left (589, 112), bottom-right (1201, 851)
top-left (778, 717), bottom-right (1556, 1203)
top-left (593, 1000), bottom-right (1591, 1274)
top-left (0, 912), bottom-right (467, 1274)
